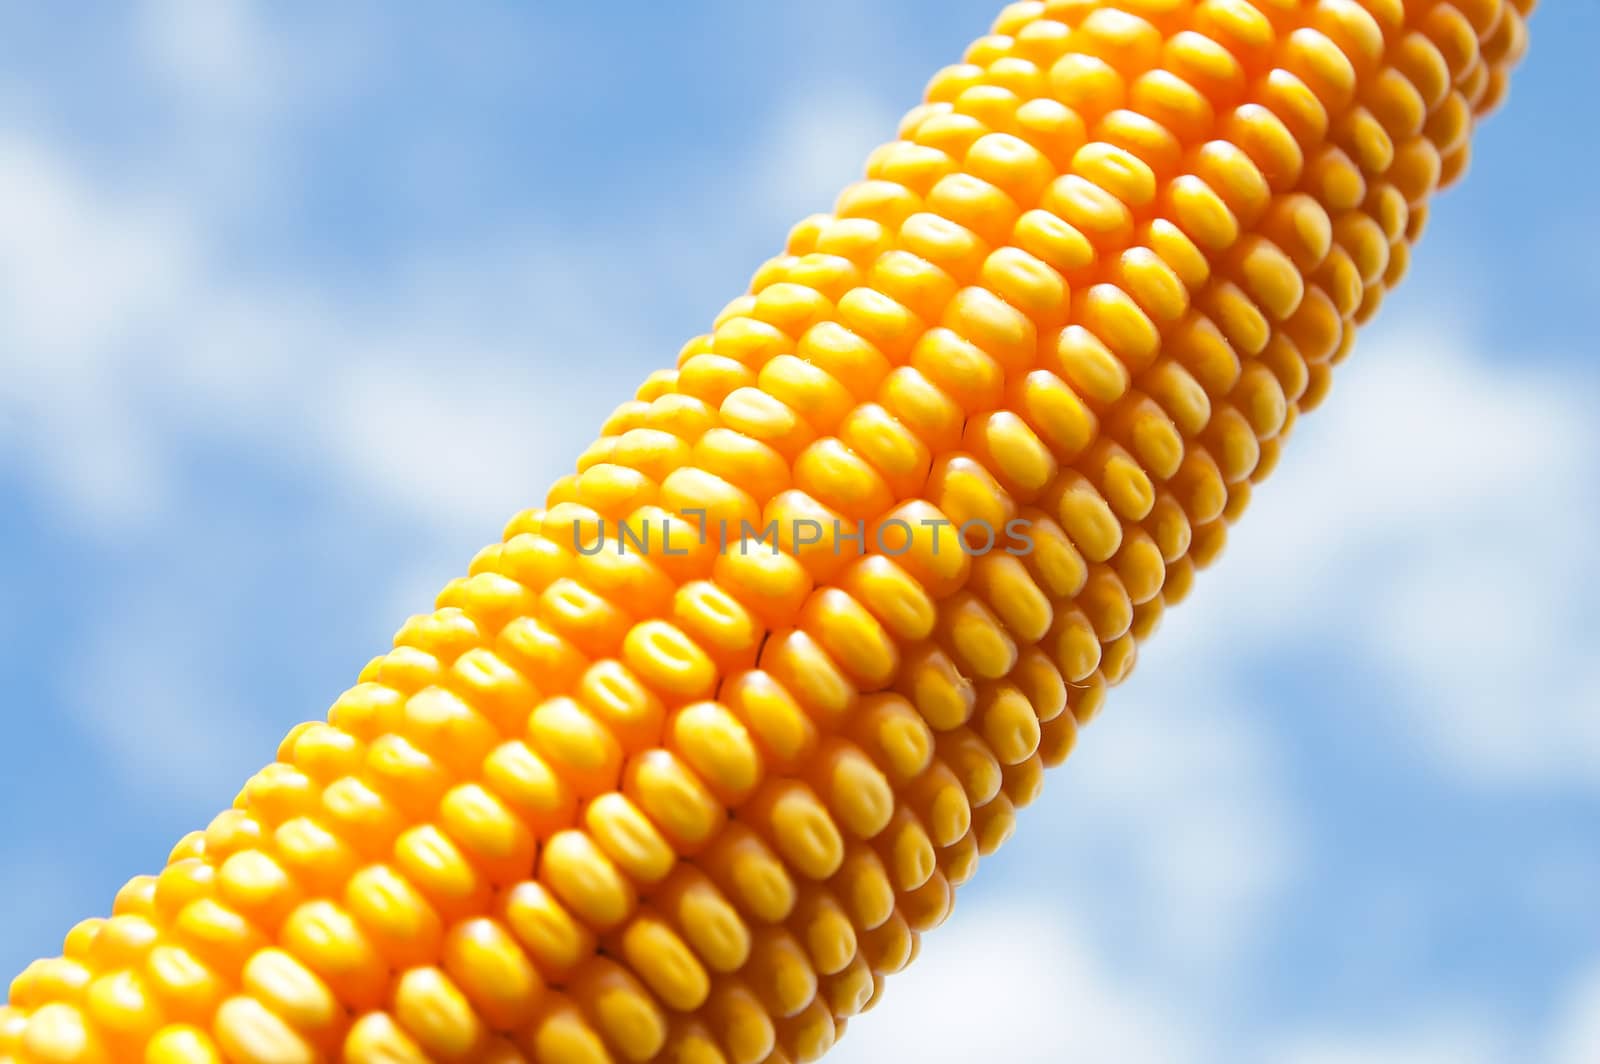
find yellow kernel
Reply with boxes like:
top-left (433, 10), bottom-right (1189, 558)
top-left (239, 950), bottom-right (339, 1044)
top-left (952, 84), bottom-right (1023, 136)
top-left (1167, 29), bottom-right (1246, 108)
top-left (621, 619), bottom-right (716, 702)
top-left (901, 871), bottom-right (954, 933)
top-left (943, 285), bottom-right (1037, 374)
top-left (937, 592), bottom-right (1018, 681)
top-left (980, 246), bottom-right (1069, 328)
top-left (793, 437), bottom-right (893, 523)
top-left (671, 582), bottom-right (762, 674)
top-left (528, 696), bottom-right (622, 798)
top-left (146, 1024), bottom-right (223, 1064)
top-left (1012, 369), bottom-right (1097, 460)
top-left (703, 981), bottom-right (774, 1064)
top-left (1132, 69), bottom-right (1215, 145)
top-left (340, 1013), bottom-right (429, 1064)
top-left (393, 825), bottom-right (488, 924)
top-left (785, 895), bottom-right (853, 988)
top-left (973, 793), bottom-right (1018, 855)
top-left (837, 555), bottom-right (938, 644)
top-left (1072, 141), bottom-right (1156, 208)
top-left (661, 704), bottom-right (761, 811)
top-left (1048, 473), bottom-right (1123, 563)
top-left (859, 911), bottom-right (915, 974)
top-left (440, 783), bottom-right (535, 887)
top-left (172, 899), bottom-right (267, 983)
top-left (940, 832), bottom-right (979, 889)
top-left (143, 947), bottom-right (226, 1028)
top-left (910, 327), bottom-right (1005, 413)
top-left (1079, 282), bottom-right (1161, 370)
top-left (572, 958), bottom-right (669, 1062)
top-left (964, 410), bottom-right (1058, 500)
top-left (927, 172), bottom-right (1019, 247)
top-left (1013, 208), bottom-right (1096, 278)
top-left (795, 321), bottom-right (891, 399)
top-left (538, 577), bottom-right (636, 659)
top-left (1014, 645), bottom-right (1067, 723)
top-left (655, 866), bottom-right (753, 975)
top-left (712, 537), bottom-right (814, 631)
top-left (619, 911), bottom-right (711, 1012)
top-left (804, 739), bottom-right (896, 841)
top-left (1117, 247), bottom-right (1190, 323)
top-left (539, 830), bottom-right (637, 933)
top-left (586, 792), bottom-right (677, 887)
top-left (1050, 324), bottom-right (1130, 405)
top-left (723, 670), bottom-right (819, 774)
top-left (908, 763), bottom-right (973, 848)
top-left (212, 996), bottom-right (316, 1064)
top-left (966, 132), bottom-right (1054, 205)
top-left (970, 552), bottom-right (1054, 644)
top-left (836, 413), bottom-right (926, 512)
top-left (800, 588), bottom-right (900, 691)
top-left (746, 929), bottom-right (819, 1020)
top-left (984, 56), bottom-right (1045, 100)
top-left (899, 212), bottom-right (989, 283)
top-left (344, 864), bottom-right (443, 970)
top-left (1114, 528), bottom-right (1168, 605)
top-left (84, 970), bottom-right (163, 1050)
top-left (1043, 174), bottom-right (1133, 246)
top-left (832, 844), bottom-right (896, 933)
top-left (937, 728), bottom-right (1004, 808)
top-left (500, 880), bottom-right (595, 982)
top-left (1143, 217), bottom-right (1211, 289)
top-left (758, 354), bottom-right (855, 435)
top-left (1022, 515), bottom-right (1090, 600)
top-left (896, 644), bottom-right (976, 732)
top-left (1049, 607), bottom-right (1102, 684)
top-left (393, 967), bottom-right (484, 1062)
top-left (12, 958), bottom-right (91, 1011)
top-left (748, 779), bottom-right (846, 881)
top-left (760, 627), bottom-right (857, 723)
top-left (1003, 752), bottom-right (1047, 807)
top-left (678, 353), bottom-right (756, 408)
top-left (442, 918), bottom-right (544, 1033)
top-left (1048, 53), bottom-right (1125, 119)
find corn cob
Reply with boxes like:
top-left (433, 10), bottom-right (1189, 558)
top-left (3, 1), bottom-right (1530, 1061)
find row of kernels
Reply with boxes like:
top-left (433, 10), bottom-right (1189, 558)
top-left (51, 627), bottom-right (726, 1056)
top-left (883, 4), bottom-right (1404, 745)
top-left (524, 505), bottom-right (960, 1056)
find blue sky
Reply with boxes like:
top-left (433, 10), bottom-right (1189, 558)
top-left (1, 3), bottom-right (1596, 1061)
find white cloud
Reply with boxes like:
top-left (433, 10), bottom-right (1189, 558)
top-left (1549, 963), bottom-right (1600, 1064)
top-left (139, 0), bottom-right (276, 114)
top-left (1035, 665), bottom-right (1302, 977)
top-left (0, 136), bottom-right (194, 525)
top-left (64, 598), bottom-right (279, 808)
top-left (748, 84), bottom-right (900, 231)
top-left (0, 59), bottom-right (916, 546)
top-left (1272, 1019), bottom-right (1510, 1064)
top-left (0, 137), bottom-right (195, 363)
top-left (320, 358), bottom-right (571, 536)
top-left (0, 131), bottom-right (619, 539)
top-left (832, 902), bottom-right (1200, 1064)
top-left (1177, 326), bottom-right (1600, 791)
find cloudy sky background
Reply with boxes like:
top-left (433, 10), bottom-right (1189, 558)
top-left (1, 2), bottom-right (1596, 1060)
